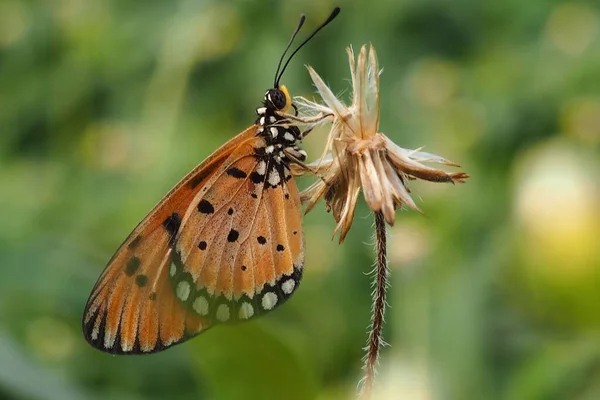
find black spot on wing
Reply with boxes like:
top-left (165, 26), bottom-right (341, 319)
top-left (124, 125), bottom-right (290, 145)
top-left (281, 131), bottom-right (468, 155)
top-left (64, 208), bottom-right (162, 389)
top-left (257, 236), bottom-right (267, 245)
top-left (135, 275), bottom-right (148, 287)
top-left (198, 199), bottom-right (215, 214)
top-left (198, 241), bottom-right (207, 250)
top-left (125, 256), bottom-right (141, 276)
top-left (227, 229), bottom-right (239, 242)
top-left (226, 167), bottom-right (247, 179)
top-left (127, 235), bottom-right (142, 249)
top-left (188, 162), bottom-right (220, 189)
top-left (162, 213), bottom-right (182, 246)
top-left (250, 171), bottom-right (264, 183)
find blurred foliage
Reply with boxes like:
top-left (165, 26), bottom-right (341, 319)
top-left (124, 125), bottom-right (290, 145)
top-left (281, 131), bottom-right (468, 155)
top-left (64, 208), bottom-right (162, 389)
top-left (1, 0), bottom-right (599, 399)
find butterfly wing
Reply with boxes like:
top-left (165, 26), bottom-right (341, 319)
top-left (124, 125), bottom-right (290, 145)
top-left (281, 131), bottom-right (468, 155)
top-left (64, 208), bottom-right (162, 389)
top-left (83, 126), bottom-right (255, 354)
top-left (82, 125), bottom-right (305, 354)
top-left (173, 148), bottom-right (304, 324)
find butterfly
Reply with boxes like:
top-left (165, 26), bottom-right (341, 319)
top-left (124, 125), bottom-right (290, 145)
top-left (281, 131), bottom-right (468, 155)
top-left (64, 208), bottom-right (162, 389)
top-left (82, 8), bottom-right (340, 354)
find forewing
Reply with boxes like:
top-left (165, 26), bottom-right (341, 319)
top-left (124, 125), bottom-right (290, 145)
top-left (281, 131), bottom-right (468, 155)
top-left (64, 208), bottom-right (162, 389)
top-left (82, 126), bottom-right (258, 354)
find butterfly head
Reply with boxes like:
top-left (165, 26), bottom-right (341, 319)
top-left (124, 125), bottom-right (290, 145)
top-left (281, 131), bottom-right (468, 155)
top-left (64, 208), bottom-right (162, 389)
top-left (264, 85), bottom-right (292, 113)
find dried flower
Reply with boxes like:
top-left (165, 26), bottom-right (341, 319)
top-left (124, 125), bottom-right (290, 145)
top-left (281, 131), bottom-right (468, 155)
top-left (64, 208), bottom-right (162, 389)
top-left (295, 45), bottom-right (469, 242)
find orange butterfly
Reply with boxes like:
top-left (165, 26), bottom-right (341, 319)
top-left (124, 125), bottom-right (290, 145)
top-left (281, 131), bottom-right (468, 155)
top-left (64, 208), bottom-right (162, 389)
top-left (82, 8), bottom-right (340, 354)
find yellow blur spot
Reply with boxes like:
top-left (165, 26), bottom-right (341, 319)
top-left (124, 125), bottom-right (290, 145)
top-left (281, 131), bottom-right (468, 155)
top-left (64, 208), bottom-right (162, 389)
top-left (79, 122), bottom-right (134, 171)
top-left (546, 3), bottom-right (598, 55)
top-left (514, 140), bottom-right (600, 281)
top-left (370, 356), bottom-right (433, 400)
top-left (388, 221), bottom-right (431, 267)
top-left (27, 317), bottom-right (75, 361)
top-left (408, 58), bottom-right (459, 108)
top-left (432, 98), bottom-right (487, 155)
top-left (0, 1), bottom-right (30, 47)
top-left (560, 96), bottom-right (600, 144)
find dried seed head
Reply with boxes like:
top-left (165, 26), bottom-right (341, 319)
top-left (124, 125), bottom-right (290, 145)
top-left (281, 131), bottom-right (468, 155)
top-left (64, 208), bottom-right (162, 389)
top-left (295, 45), bottom-right (469, 242)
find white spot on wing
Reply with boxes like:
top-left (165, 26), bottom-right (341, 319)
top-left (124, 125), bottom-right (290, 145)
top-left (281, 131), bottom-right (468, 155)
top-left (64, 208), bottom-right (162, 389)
top-left (169, 263), bottom-right (176, 277)
top-left (216, 304), bottom-right (230, 322)
top-left (268, 170), bottom-right (281, 186)
top-left (261, 292), bottom-right (278, 310)
top-left (265, 145), bottom-right (274, 154)
top-left (270, 127), bottom-right (278, 137)
top-left (140, 343), bottom-right (153, 352)
top-left (259, 117), bottom-right (265, 125)
top-left (257, 107), bottom-right (266, 115)
top-left (193, 296), bottom-right (209, 316)
top-left (283, 132), bottom-right (295, 142)
top-left (238, 302), bottom-right (255, 319)
top-left (91, 315), bottom-right (101, 341)
top-left (281, 279), bottom-right (296, 295)
top-left (103, 327), bottom-right (116, 349)
top-left (121, 338), bottom-right (133, 352)
top-left (256, 161), bottom-right (266, 175)
top-left (91, 326), bottom-right (99, 341)
top-left (176, 281), bottom-right (191, 301)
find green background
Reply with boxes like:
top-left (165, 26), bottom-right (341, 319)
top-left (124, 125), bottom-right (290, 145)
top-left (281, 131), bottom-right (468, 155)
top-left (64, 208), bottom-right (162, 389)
top-left (1, 0), bottom-right (599, 399)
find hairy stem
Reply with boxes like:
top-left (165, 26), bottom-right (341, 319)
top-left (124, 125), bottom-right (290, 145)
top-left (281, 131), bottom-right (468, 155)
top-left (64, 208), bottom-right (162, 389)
top-left (359, 211), bottom-right (389, 399)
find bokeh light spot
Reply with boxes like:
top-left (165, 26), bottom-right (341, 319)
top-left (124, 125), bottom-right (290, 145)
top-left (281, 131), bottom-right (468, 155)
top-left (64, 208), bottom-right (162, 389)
top-left (546, 3), bottom-right (598, 55)
top-left (560, 96), bottom-right (600, 144)
top-left (26, 317), bottom-right (75, 361)
top-left (514, 140), bottom-right (600, 280)
top-left (0, 1), bottom-right (30, 47)
top-left (389, 221), bottom-right (431, 267)
top-left (407, 59), bottom-right (459, 108)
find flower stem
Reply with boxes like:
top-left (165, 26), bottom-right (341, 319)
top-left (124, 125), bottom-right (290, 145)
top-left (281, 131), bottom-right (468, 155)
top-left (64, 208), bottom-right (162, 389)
top-left (360, 211), bottom-right (389, 399)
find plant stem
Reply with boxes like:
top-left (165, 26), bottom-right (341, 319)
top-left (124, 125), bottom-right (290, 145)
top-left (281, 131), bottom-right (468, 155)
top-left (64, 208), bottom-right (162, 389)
top-left (359, 211), bottom-right (389, 399)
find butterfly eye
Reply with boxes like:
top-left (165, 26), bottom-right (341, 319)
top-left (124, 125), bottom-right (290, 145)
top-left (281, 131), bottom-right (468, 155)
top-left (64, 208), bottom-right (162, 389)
top-left (266, 88), bottom-right (288, 111)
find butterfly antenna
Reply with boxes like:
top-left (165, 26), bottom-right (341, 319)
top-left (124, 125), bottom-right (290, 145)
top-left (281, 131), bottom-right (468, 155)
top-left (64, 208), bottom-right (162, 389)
top-left (275, 7), bottom-right (341, 87)
top-left (274, 14), bottom-right (307, 88)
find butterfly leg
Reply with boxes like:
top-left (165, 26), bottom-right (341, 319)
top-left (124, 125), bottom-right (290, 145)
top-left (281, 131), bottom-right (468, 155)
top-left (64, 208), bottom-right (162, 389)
top-left (275, 110), bottom-right (333, 125)
top-left (284, 149), bottom-right (327, 179)
top-left (298, 126), bottom-right (314, 139)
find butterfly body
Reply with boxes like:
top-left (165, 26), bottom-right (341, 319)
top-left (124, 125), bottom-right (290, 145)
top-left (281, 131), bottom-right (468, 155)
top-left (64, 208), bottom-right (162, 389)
top-left (83, 87), bottom-right (308, 354)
